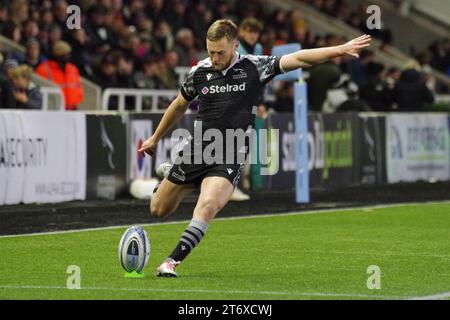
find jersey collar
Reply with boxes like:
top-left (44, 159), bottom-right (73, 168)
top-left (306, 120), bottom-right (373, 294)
top-left (219, 52), bottom-right (241, 76)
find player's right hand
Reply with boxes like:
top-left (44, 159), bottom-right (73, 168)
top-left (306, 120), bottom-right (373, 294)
top-left (138, 136), bottom-right (158, 157)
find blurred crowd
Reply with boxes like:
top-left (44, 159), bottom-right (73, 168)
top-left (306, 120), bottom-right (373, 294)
top-left (301, 0), bottom-right (450, 78)
top-left (0, 0), bottom-right (447, 112)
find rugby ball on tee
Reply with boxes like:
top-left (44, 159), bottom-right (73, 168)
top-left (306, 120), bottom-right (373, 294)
top-left (118, 226), bottom-right (150, 273)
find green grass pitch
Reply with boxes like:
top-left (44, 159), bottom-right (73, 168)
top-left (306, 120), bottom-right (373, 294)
top-left (0, 202), bottom-right (449, 300)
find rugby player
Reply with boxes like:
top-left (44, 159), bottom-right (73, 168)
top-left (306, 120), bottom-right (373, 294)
top-left (138, 19), bottom-right (371, 277)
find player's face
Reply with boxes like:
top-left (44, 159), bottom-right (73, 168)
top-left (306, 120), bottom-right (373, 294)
top-left (239, 28), bottom-right (260, 46)
top-left (207, 37), bottom-right (239, 71)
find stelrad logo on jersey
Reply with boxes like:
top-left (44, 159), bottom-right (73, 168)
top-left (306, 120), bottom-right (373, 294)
top-left (201, 82), bottom-right (246, 95)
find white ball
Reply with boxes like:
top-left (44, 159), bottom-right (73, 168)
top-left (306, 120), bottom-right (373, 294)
top-left (118, 226), bottom-right (150, 273)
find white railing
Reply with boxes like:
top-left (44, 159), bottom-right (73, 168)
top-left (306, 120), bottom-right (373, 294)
top-left (102, 88), bottom-right (178, 112)
top-left (175, 66), bottom-right (190, 85)
top-left (436, 94), bottom-right (450, 103)
top-left (40, 86), bottom-right (66, 111)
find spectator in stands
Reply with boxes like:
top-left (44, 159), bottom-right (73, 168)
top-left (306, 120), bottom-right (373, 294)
top-left (0, 2), bottom-right (8, 34)
top-left (274, 27), bottom-right (290, 47)
top-left (22, 38), bottom-right (46, 69)
top-left (66, 28), bottom-right (93, 79)
top-left (392, 61), bottom-right (435, 111)
top-left (0, 74), bottom-right (16, 108)
top-left (429, 39), bottom-right (450, 75)
top-left (289, 24), bottom-right (319, 50)
top-left (346, 49), bottom-right (375, 86)
top-left (346, 12), bottom-right (363, 31)
top-left (259, 27), bottom-right (277, 55)
top-left (234, 0), bottom-right (265, 21)
top-left (10, 64), bottom-right (42, 109)
top-left (322, 0), bottom-right (339, 17)
top-left (237, 18), bottom-right (263, 56)
top-left (0, 54), bottom-right (16, 109)
top-left (21, 19), bottom-right (39, 46)
top-left (36, 40), bottom-right (83, 110)
top-left (122, 0), bottom-right (145, 26)
top-left (147, 0), bottom-right (169, 28)
top-left (185, 0), bottom-right (212, 47)
top-left (134, 11), bottom-right (153, 35)
top-left (154, 20), bottom-right (175, 54)
top-left (40, 8), bottom-right (55, 28)
top-left (47, 24), bottom-right (63, 56)
top-left (166, 0), bottom-right (187, 34)
top-left (134, 54), bottom-right (169, 110)
top-left (8, 0), bottom-right (28, 26)
top-left (93, 52), bottom-right (119, 90)
top-left (173, 28), bottom-right (199, 66)
top-left (52, 0), bottom-right (68, 33)
top-left (134, 55), bottom-right (160, 90)
top-left (272, 81), bottom-right (294, 113)
top-left (359, 62), bottom-right (391, 111)
top-left (40, 8), bottom-right (54, 30)
top-left (385, 67), bottom-right (401, 91)
top-left (213, 0), bottom-right (236, 22)
top-left (119, 32), bottom-right (142, 64)
top-left (307, 56), bottom-right (342, 111)
top-left (161, 50), bottom-right (180, 90)
top-left (269, 9), bottom-right (288, 32)
top-left (116, 53), bottom-right (136, 88)
top-left (288, 9), bottom-right (319, 50)
top-left (1, 21), bottom-right (22, 43)
top-left (85, 4), bottom-right (114, 58)
top-left (4, 58), bottom-right (18, 80)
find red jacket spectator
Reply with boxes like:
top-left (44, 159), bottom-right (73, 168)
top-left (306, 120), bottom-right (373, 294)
top-left (35, 41), bottom-right (83, 110)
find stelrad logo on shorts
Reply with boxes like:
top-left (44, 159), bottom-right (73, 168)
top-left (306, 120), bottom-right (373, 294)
top-left (201, 83), bottom-right (246, 95)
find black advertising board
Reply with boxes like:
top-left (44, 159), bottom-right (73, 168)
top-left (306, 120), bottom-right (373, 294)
top-left (358, 114), bottom-right (386, 185)
top-left (86, 114), bottom-right (127, 200)
top-left (264, 113), bottom-right (296, 189)
top-left (264, 112), bottom-right (362, 190)
top-left (308, 112), bottom-right (361, 189)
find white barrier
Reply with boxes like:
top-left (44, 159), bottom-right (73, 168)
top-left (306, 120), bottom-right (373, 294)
top-left (0, 111), bottom-right (86, 205)
top-left (175, 66), bottom-right (190, 85)
top-left (386, 113), bottom-right (450, 183)
top-left (40, 86), bottom-right (66, 111)
top-left (102, 88), bottom-right (178, 112)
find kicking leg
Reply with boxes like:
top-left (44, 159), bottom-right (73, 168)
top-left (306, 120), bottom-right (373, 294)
top-left (157, 176), bottom-right (234, 277)
top-left (150, 178), bottom-right (195, 218)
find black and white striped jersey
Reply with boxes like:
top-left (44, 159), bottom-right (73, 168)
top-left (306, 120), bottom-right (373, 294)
top-left (180, 53), bottom-right (283, 134)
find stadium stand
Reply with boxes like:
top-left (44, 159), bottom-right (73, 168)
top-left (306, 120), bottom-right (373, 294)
top-left (1, 0), bottom-right (448, 112)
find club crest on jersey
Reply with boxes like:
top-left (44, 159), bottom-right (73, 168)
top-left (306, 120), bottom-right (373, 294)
top-left (170, 165), bottom-right (185, 181)
top-left (201, 83), bottom-right (246, 95)
top-left (232, 68), bottom-right (247, 79)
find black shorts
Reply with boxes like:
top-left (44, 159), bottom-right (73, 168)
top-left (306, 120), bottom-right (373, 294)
top-left (167, 162), bottom-right (245, 188)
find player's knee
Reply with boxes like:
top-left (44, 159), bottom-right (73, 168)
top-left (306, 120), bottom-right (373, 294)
top-left (150, 199), bottom-right (169, 218)
top-left (197, 199), bottom-right (221, 220)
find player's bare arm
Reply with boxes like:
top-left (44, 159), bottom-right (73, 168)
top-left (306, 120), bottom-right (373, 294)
top-left (138, 92), bottom-right (190, 156)
top-left (280, 34), bottom-right (371, 71)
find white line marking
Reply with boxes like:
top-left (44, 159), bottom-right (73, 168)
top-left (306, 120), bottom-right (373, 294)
top-left (409, 292), bottom-right (450, 300)
top-left (1, 200), bottom-right (450, 239)
top-left (0, 284), bottom-right (405, 299)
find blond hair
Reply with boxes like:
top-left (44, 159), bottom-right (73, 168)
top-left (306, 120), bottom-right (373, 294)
top-left (239, 18), bottom-right (263, 32)
top-left (206, 19), bottom-right (238, 41)
top-left (10, 65), bottom-right (33, 80)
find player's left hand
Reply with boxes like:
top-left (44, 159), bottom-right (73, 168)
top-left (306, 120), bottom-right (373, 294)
top-left (342, 34), bottom-right (371, 58)
top-left (138, 136), bottom-right (158, 157)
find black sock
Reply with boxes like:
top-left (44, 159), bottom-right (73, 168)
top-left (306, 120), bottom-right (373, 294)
top-left (169, 219), bottom-right (208, 262)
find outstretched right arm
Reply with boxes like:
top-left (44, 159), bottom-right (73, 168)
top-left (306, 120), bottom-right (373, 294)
top-left (138, 92), bottom-right (190, 156)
